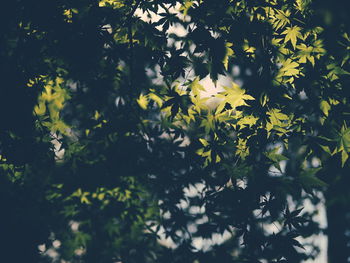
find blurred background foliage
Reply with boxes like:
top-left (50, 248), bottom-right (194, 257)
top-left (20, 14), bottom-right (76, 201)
top-left (0, 0), bottom-right (350, 262)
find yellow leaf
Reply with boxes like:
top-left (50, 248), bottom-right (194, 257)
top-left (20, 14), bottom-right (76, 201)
top-left (137, 94), bottom-right (149, 110)
top-left (320, 100), bottom-right (330, 117)
top-left (223, 42), bottom-right (234, 70)
top-left (149, 93), bottom-right (163, 107)
top-left (237, 115), bottom-right (259, 128)
top-left (282, 26), bottom-right (302, 49)
top-left (216, 82), bottom-right (254, 114)
top-left (280, 59), bottom-right (300, 77)
top-left (199, 138), bottom-right (209, 147)
top-left (34, 102), bottom-right (46, 116)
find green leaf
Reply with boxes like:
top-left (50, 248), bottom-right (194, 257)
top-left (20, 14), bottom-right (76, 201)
top-left (335, 125), bottom-right (350, 166)
top-left (236, 115), bottom-right (259, 128)
top-left (223, 42), bottom-right (234, 70)
top-left (341, 151), bottom-right (349, 167)
top-left (265, 147), bottom-right (289, 171)
top-left (271, 9), bottom-right (291, 30)
top-left (319, 144), bottom-right (332, 155)
top-left (137, 94), bottom-right (149, 110)
top-left (199, 138), bottom-right (209, 147)
top-left (280, 59), bottom-right (300, 77)
top-left (34, 102), bottom-right (46, 116)
top-left (216, 82), bottom-right (254, 114)
top-left (236, 138), bottom-right (249, 159)
top-left (180, 0), bottom-right (194, 16)
top-left (299, 168), bottom-right (327, 193)
top-left (200, 112), bottom-right (216, 134)
top-left (266, 108), bottom-right (292, 136)
top-left (282, 26), bottom-right (302, 49)
top-left (148, 93), bottom-right (163, 107)
top-left (338, 125), bottom-right (350, 152)
top-left (320, 100), bottom-right (330, 117)
top-left (297, 44), bottom-right (315, 66)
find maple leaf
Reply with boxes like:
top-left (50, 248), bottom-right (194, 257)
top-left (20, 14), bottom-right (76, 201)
top-left (334, 125), bottom-right (350, 166)
top-left (189, 77), bottom-right (206, 98)
top-left (191, 95), bottom-right (209, 112)
top-left (265, 146), bottom-right (289, 172)
top-left (299, 168), bottom-right (327, 193)
top-left (215, 82), bottom-right (254, 114)
top-left (236, 115), bottom-right (259, 128)
top-left (282, 26), bottom-right (302, 49)
top-left (297, 44), bottom-right (315, 65)
top-left (280, 59), bottom-right (300, 77)
top-left (266, 108), bottom-right (291, 137)
top-left (223, 42), bottom-right (234, 70)
top-left (272, 9), bottom-right (291, 30)
top-left (236, 138), bottom-right (249, 159)
top-left (320, 100), bottom-right (330, 117)
top-left (137, 94), bottom-right (149, 110)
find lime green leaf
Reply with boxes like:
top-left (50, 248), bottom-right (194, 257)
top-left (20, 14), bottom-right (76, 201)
top-left (338, 125), bottom-right (350, 152)
top-left (320, 100), bottom-right (330, 117)
top-left (216, 82), bottom-right (254, 114)
top-left (148, 93), bottom-right (163, 107)
top-left (199, 138), bottom-right (209, 147)
top-left (260, 93), bottom-right (269, 107)
top-left (265, 147), bottom-right (289, 162)
top-left (189, 77), bottom-right (205, 97)
top-left (266, 108), bottom-right (291, 136)
top-left (191, 96), bottom-right (209, 112)
top-left (297, 44), bottom-right (315, 66)
top-left (236, 138), bottom-right (249, 159)
top-left (180, 0), bottom-right (194, 16)
top-left (242, 39), bottom-right (256, 56)
top-left (200, 112), bottom-right (216, 134)
top-left (341, 151), bottom-right (349, 167)
top-left (34, 102), bottom-right (46, 116)
top-left (319, 144), bottom-right (332, 155)
top-left (223, 42), bottom-right (234, 70)
top-left (326, 63), bottom-right (350, 81)
top-left (271, 9), bottom-right (291, 30)
top-left (265, 147), bottom-right (289, 171)
top-left (237, 115), bottom-right (259, 128)
top-left (280, 59), bottom-right (300, 77)
top-left (282, 26), bottom-right (302, 49)
top-left (137, 94), bottom-right (149, 110)
top-left (334, 125), bottom-right (350, 166)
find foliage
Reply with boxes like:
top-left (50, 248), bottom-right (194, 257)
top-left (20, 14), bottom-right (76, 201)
top-left (1, 0), bottom-right (350, 262)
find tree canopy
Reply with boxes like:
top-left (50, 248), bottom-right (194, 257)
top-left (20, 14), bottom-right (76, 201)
top-left (1, 0), bottom-right (350, 262)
